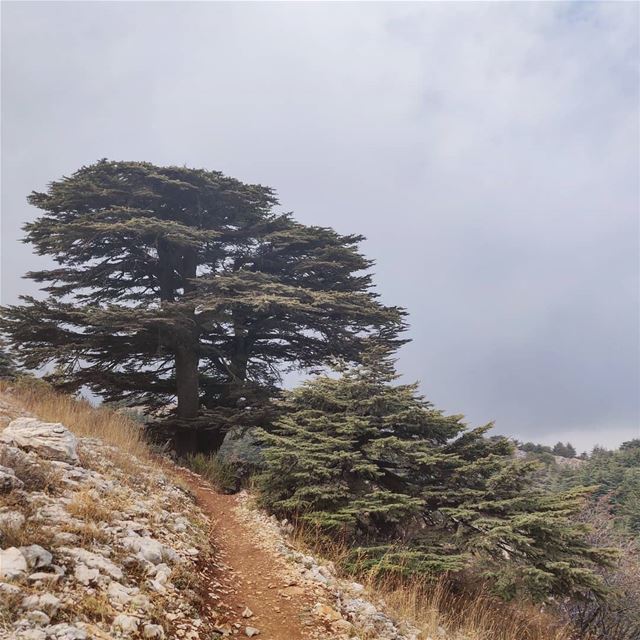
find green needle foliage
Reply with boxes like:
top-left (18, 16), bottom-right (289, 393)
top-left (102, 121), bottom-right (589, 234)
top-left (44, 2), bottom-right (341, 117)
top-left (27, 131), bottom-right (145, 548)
top-left (259, 350), bottom-right (615, 601)
top-left (0, 160), bottom-right (406, 450)
top-left (557, 439), bottom-right (640, 537)
top-left (0, 340), bottom-right (18, 380)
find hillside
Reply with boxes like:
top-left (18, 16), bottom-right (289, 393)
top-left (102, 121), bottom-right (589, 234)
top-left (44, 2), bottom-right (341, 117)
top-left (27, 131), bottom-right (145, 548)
top-left (0, 391), bottom-right (214, 640)
top-left (0, 387), bottom-right (424, 640)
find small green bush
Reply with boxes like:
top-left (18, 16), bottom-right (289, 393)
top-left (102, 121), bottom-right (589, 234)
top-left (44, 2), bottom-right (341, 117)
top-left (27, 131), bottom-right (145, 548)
top-left (183, 452), bottom-right (237, 493)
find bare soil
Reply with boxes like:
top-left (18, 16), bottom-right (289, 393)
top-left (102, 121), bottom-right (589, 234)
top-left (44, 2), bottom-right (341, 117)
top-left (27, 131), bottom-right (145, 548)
top-left (180, 471), bottom-right (330, 640)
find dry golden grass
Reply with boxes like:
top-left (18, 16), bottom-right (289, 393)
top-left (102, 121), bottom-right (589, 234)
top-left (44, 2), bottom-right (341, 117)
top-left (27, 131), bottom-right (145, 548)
top-left (66, 488), bottom-right (115, 523)
top-left (0, 494), bottom-right (56, 548)
top-left (72, 592), bottom-right (115, 624)
top-left (182, 451), bottom-right (237, 493)
top-left (61, 520), bottom-right (112, 546)
top-left (0, 379), bottom-right (152, 464)
top-left (0, 585), bottom-right (23, 630)
top-left (0, 513), bottom-right (55, 549)
top-left (361, 575), bottom-right (575, 640)
top-left (287, 521), bottom-right (577, 640)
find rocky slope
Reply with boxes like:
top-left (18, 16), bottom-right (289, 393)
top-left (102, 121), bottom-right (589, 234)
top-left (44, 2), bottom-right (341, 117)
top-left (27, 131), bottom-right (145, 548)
top-left (0, 398), bottom-right (212, 640)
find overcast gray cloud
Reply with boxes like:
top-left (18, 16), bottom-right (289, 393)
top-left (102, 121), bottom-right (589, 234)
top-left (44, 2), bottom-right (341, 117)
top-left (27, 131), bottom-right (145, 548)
top-left (1, 1), bottom-right (638, 451)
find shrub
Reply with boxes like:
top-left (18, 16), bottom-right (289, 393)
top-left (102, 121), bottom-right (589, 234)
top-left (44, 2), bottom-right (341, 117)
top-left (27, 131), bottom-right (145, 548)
top-left (560, 498), bottom-right (640, 640)
top-left (183, 452), bottom-right (237, 493)
top-left (258, 350), bottom-right (614, 602)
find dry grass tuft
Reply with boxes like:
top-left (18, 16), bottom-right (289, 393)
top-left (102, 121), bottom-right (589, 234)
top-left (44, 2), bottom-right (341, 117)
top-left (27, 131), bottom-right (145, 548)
top-left (0, 513), bottom-right (56, 549)
top-left (0, 493), bottom-right (56, 548)
top-left (170, 561), bottom-right (200, 590)
top-left (287, 520), bottom-right (576, 640)
top-left (72, 591), bottom-right (115, 624)
top-left (66, 488), bottom-right (114, 523)
top-left (61, 520), bottom-right (112, 546)
top-left (122, 555), bottom-right (149, 583)
top-left (0, 585), bottom-right (23, 630)
top-left (0, 379), bottom-right (151, 463)
top-left (362, 574), bottom-right (575, 640)
top-left (0, 447), bottom-right (60, 492)
top-left (182, 452), bottom-right (236, 493)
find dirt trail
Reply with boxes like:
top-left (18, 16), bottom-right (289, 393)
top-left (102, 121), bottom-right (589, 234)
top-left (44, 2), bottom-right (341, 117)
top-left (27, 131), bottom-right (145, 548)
top-left (179, 471), bottom-right (330, 640)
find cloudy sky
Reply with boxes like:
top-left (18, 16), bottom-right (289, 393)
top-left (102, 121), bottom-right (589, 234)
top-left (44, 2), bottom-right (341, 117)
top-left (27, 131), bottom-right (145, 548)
top-left (2, 2), bottom-right (638, 451)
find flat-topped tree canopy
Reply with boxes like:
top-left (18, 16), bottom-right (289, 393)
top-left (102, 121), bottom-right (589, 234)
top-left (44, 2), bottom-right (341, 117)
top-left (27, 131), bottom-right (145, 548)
top-left (1, 160), bottom-right (407, 449)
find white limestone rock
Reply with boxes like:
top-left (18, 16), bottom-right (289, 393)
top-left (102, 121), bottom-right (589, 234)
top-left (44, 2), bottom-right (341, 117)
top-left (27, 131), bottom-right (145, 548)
top-left (168, 517), bottom-right (189, 533)
top-left (44, 623), bottom-right (88, 639)
top-left (15, 629), bottom-right (47, 640)
top-left (19, 544), bottom-right (53, 569)
top-left (148, 578), bottom-right (167, 593)
top-left (107, 580), bottom-right (138, 607)
top-left (21, 592), bottom-right (60, 616)
top-left (29, 571), bottom-right (62, 583)
top-left (40, 503), bottom-right (72, 525)
top-left (142, 623), bottom-right (165, 639)
top-left (131, 592), bottom-right (152, 612)
top-left (112, 613), bottom-right (140, 635)
top-left (151, 562), bottom-right (171, 585)
top-left (0, 546), bottom-right (27, 579)
top-left (53, 531), bottom-right (78, 546)
top-left (39, 592), bottom-right (61, 615)
top-left (121, 535), bottom-right (173, 565)
top-left (73, 563), bottom-right (99, 585)
top-left (61, 547), bottom-right (123, 580)
top-left (26, 609), bottom-right (50, 625)
top-left (21, 593), bottom-right (41, 610)
top-left (0, 464), bottom-right (24, 493)
top-left (1, 418), bottom-right (79, 464)
top-left (0, 580), bottom-right (21, 595)
top-left (0, 509), bottom-right (26, 534)
top-left (349, 581), bottom-right (365, 594)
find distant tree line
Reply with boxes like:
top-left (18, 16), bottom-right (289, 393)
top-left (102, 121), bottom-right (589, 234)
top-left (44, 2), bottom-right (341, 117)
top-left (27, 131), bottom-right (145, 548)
top-left (560, 440), bottom-right (640, 537)
top-left (519, 440), bottom-right (577, 458)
